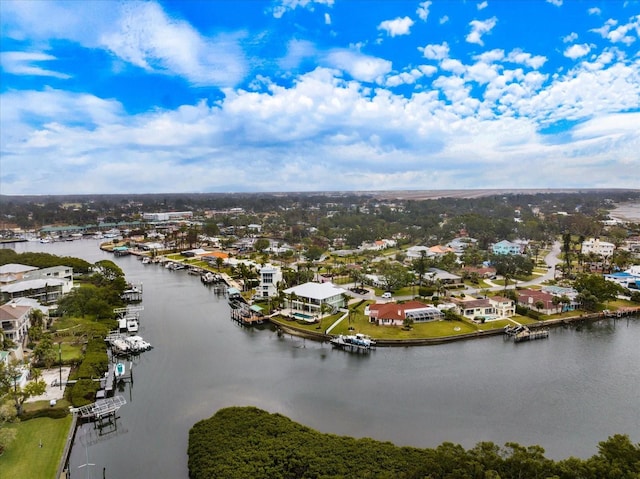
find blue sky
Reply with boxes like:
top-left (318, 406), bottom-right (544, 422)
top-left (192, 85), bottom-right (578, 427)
top-left (1, 0), bottom-right (639, 195)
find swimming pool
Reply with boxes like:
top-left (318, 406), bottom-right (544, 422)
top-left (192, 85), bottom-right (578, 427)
top-left (293, 312), bottom-right (315, 321)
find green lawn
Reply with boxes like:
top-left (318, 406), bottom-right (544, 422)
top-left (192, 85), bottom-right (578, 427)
top-left (0, 416), bottom-right (73, 479)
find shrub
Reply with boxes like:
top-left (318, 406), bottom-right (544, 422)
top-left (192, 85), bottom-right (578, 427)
top-left (69, 379), bottom-right (100, 407)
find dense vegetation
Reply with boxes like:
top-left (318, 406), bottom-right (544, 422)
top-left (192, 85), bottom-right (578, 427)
top-left (189, 407), bottom-right (640, 479)
top-left (0, 248), bottom-right (92, 274)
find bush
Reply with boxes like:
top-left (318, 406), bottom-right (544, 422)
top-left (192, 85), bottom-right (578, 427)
top-left (19, 407), bottom-right (69, 421)
top-left (69, 379), bottom-right (100, 407)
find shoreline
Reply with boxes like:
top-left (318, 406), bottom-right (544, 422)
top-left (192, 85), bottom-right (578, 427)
top-left (271, 308), bottom-right (640, 346)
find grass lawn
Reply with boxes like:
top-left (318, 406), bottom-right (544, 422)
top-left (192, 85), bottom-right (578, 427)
top-left (0, 415), bottom-right (73, 479)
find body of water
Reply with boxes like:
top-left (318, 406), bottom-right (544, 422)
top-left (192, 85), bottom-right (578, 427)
top-left (5, 240), bottom-right (640, 477)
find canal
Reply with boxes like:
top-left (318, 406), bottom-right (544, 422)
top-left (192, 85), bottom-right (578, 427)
top-left (6, 240), bottom-right (640, 478)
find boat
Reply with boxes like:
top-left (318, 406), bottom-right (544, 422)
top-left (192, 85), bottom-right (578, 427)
top-left (118, 317), bottom-right (128, 332)
top-left (330, 333), bottom-right (376, 352)
top-left (126, 318), bottom-right (139, 333)
top-left (124, 335), bottom-right (152, 352)
top-left (141, 256), bottom-right (151, 264)
top-left (115, 362), bottom-right (126, 377)
top-left (111, 338), bottom-right (131, 354)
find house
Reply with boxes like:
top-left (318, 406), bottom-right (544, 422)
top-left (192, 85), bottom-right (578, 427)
top-left (405, 245), bottom-right (431, 261)
top-left (428, 245), bottom-right (455, 256)
top-left (0, 277), bottom-right (71, 304)
top-left (461, 266), bottom-right (497, 279)
top-left (489, 296), bottom-right (516, 318)
top-left (0, 302), bottom-right (32, 345)
top-left (423, 268), bottom-right (463, 285)
top-left (541, 285), bottom-right (580, 311)
top-left (451, 297), bottom-right (499, 321)
top-left (0, 263), bottom-right (38, 285)
top-left (581, 238), bottom-right (615, 257)
top-left (491, 240), bottom-right (524, 255)
top-left (256, 264), bottom-right (283, 298)
top-left (604, 265), bottom-right (640, 289)
top-left (283, 282), bottom-right (348, 315)
top-left (517, 289), bottom-right (558, 315)
top-left (367, 300), bottom-right (444, 326)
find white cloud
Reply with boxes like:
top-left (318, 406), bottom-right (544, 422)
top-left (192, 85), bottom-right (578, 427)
top-left (325, 50), bottom-right (392, 83)
top-left (466, 17), bottom-right (497, 46)
top-left (563, 32), bottom-right (578, 43)
top-left (325, 13), bottom-right (331, 25)
top-left (101, 2), bottom-right (246, 87)
top-left (507, 49), bottom-right (547, 69)
top-left (564, 43), bottom-right (591, 59)
top-left (546, 0), bottom-right (562, 6)
top-left (416, 1), bottom-right (432, 21)
top-left (477, 2), bottom-right (488, 11)
top-left (378, 16), bottom-right (414, 37)
top-left (279, 39), bottom-right (317, 70)
top-left (0, 51), bottom-right (71, 78)
top-left (271, 0), bottom-right (334, 19)
top-left (439, 15), bottom-right (449, 25)
top-left (588, 7), bottom-right (601, 16)
top-left (419, 42), bottom-right (450, 60)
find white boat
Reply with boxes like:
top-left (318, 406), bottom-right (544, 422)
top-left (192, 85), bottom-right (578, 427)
top-left (118, 317), bottom-right (128, 332)
top-left (141, 257), bottom-right (151, 264)
top-left (127, 319), bottom-right (139, 333)
top-left (111, 338), bottom-right (130, 354)
top-left (124, 336), bottom-right (152, 352)
top-left (330, 333), bottom-right (376, 352)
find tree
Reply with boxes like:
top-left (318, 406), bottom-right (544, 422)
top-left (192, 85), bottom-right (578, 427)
top-left (0, 360), bottom-right (46, 416)
top-left (574, 274), bottom-right (622, 308)
top-left (253, 238), bottom-right (270, 253)
top-left (33, 334), bottom-right (57, 368)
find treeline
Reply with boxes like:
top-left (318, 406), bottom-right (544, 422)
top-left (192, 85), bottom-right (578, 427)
top-left (188, 407), bottom-right (640, 479)
top-left (0, 249), bottom-right (92, 274)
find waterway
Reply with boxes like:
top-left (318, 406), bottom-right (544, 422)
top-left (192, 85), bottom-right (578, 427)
top-left (4, 240), bottom-right (640, 477)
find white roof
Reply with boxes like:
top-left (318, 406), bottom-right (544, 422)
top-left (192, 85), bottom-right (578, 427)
top-left (0, 278), bottom-right (66, 293)
top-left (283, 282), bottom-right (347, 301)
top-left (0, 263), bottom-right (38, 275)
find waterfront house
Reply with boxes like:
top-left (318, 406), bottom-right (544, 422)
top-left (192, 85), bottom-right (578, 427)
top-left (283, 282), bottom-right (348, 316)
top-left (517, 289), bottom-right (557, 315)
top-left (604, 265), bottom-right (640, 289)
top-left (367, 300), bottom-right (444, 326)
top-left (256, 264), bottom-right (283, 299)
top-left (451, 297), bottom-right (497, 321)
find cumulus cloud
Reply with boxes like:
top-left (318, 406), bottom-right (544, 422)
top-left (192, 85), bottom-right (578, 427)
top-left (419, 42), bottom-right (450, 60)
top-left (0, 51), bottom-right (71, 78)
top-left (546, 0), bottom-right (562, 6)
top-left (588, 7), bottom-right (601, 16)
top-left (325, 50), bottom-right (392, 83)
top-left (416, 1), bottom-right (432, 21)
top-left (564, 43), bottom-right (591, 59)
top-left (466, 17), bottom-right (497, 46)
top-left (477, 2), bottom-right (488, 11)
top-left (563, 32), bottom-right (578, 43)
top-left (378, 16), bottom-right (414, 37)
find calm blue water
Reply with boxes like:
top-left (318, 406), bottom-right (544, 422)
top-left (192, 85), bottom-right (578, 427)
top-left (5, 240), bottom-right (640, 478)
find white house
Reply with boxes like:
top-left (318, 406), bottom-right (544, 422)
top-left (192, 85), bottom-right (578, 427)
top-left (283, 282), bottom-right (348, 315)
top-left (581, 238), bottom-right (615, 257)
top-left (256, 264), bottom-right (283, 299)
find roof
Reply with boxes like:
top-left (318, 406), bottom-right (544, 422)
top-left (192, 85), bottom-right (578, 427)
top-left (283, 282), bottom-right (347, 301)
top-left (0, 263), bottom-right (38, 275)
top-left (0, 278), bottom-right (66, 293)
top-left (370, 300), bottom-right (436, 320)
top-left (0, 303), bottom-right (31, 320)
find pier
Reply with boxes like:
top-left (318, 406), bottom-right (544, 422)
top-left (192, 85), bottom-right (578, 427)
top-left (504, 324), bottom-right (549, 343)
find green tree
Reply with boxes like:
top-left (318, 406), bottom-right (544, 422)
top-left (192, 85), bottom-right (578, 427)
top-left (0, 360), bottom-right (46, 415)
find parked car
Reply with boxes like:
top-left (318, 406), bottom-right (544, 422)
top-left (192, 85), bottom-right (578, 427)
top-left (382, 292), bottom-right (392, 299)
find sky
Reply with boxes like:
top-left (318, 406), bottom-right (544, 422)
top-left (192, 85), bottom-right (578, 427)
top-left (1, 0), bottom-right (639, 195)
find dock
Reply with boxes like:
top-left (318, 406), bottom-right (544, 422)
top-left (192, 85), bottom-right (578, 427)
top-left (504, 324), bottom-right (549, 343)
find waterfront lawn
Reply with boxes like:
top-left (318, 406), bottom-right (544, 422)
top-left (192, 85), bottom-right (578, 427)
top-left (0, 416), bottom-right (72, 479)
